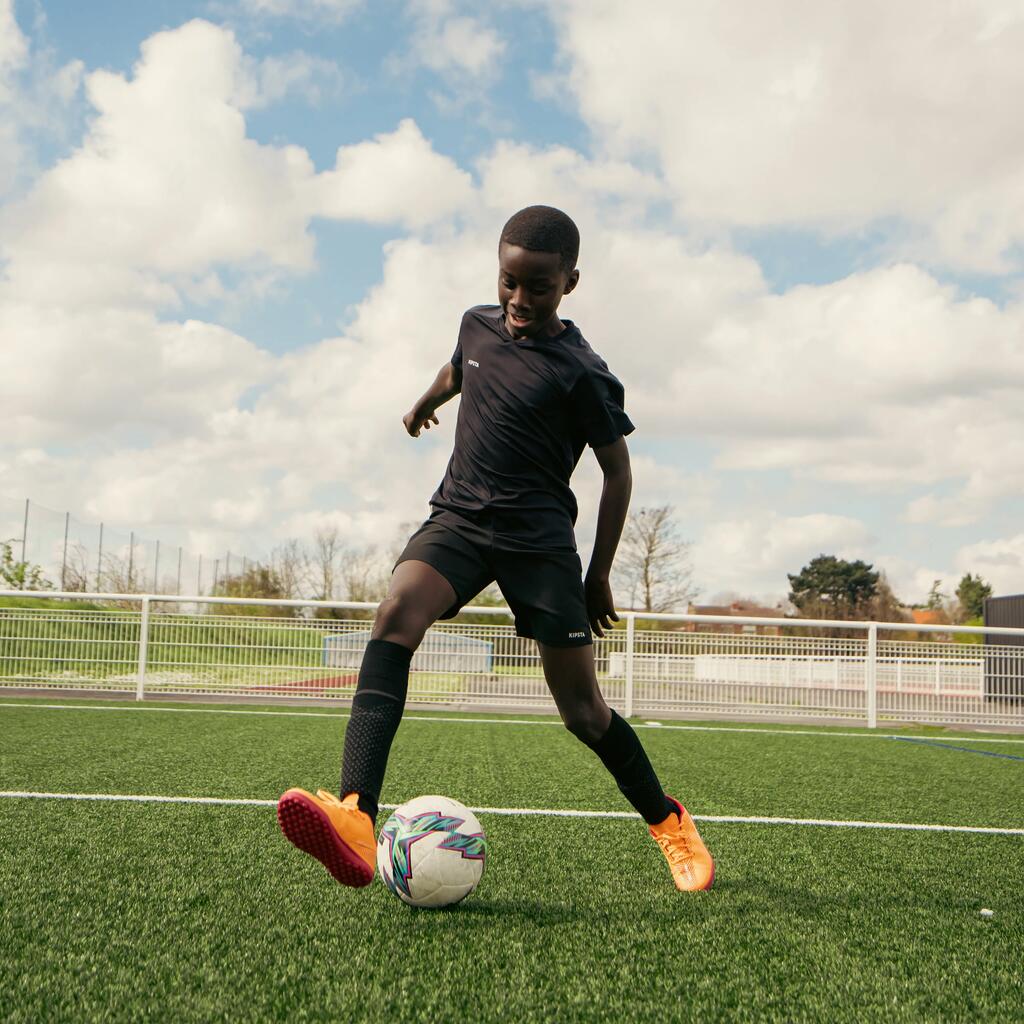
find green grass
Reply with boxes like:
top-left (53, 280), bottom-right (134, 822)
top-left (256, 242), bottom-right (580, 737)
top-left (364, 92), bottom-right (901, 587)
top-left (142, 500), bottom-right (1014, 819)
top-left (2, 699), bottom-right (1023, 1022)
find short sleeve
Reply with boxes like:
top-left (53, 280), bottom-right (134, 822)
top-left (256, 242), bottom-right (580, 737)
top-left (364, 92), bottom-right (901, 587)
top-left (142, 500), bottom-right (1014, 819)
top-left (568, 358), bottom-right (635, 449)
top-left (452, 309), bottom-right (474, 367)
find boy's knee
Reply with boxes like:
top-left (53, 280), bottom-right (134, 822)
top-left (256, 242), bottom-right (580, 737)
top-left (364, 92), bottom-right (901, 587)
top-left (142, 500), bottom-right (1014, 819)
top-left (562, 704), bottom-right (608, 746)
top-left (372, 592), bottom-right (427, 647)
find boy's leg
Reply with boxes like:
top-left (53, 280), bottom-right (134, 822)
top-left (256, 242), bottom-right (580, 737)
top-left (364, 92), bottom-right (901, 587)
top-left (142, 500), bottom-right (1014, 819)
top-left (537, 641), bottom-right (673, 825)
top-left (537, 641), bottom-right (715, 891)
top-left (340, 559), bottom-right (458, 822)
top-left (276, 559), bottom-right (457, 888)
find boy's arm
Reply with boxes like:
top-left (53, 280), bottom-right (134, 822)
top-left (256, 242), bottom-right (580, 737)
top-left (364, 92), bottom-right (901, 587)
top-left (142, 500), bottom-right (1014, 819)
top-left (585, 436), bottom-right (632, 637)
top-left (403, 362), bottom-right (463, 437)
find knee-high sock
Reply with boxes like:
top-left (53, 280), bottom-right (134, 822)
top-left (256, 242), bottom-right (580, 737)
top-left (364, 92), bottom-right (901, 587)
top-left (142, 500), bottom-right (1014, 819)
top-left (340, 638), bottom-right (412, 823)
top-left (585, 710), bottom-right (675, 825)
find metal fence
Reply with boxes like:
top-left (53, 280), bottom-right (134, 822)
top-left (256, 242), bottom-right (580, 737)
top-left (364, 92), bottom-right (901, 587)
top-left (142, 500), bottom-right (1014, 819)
top-left (2, 590), bottom-right (1023, 729)
top-left (0, 496), bottom-right (260, 596)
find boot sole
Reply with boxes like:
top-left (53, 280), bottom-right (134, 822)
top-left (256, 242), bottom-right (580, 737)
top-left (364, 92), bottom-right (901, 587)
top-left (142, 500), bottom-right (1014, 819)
top-left (277, 791), bottom-right (374, 888)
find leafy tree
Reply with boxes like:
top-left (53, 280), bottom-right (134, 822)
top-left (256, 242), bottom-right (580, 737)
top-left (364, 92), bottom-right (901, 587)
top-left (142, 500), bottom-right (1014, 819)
top-left (956, 573), bottom-right (992, 620)
top-left (615, 505), bottom-right (697, 614)
top-left (0, 541), bottom-right (53, 591)
top-left (787, 554), bottom-right (879, 618)
top-left (212, 564), bottom-right (293, 617)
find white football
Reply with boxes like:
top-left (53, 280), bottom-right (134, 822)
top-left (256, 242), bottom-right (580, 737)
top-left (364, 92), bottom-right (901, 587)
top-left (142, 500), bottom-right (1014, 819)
top-left (376, 795), bottom-right (487, 908)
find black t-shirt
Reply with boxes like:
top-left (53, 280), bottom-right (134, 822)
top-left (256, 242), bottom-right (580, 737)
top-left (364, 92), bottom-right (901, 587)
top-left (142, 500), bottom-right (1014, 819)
top-left (429, 305), bottom-right (634, 552)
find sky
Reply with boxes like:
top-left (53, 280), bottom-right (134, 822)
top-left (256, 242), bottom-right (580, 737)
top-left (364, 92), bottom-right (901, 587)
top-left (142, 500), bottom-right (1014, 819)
top-left (1, 0), bottom-right (1024, 605)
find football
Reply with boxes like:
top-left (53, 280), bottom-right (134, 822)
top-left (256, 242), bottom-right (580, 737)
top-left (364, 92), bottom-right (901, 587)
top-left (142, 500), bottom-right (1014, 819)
top-left (377, 795), bottom-right (487, 908)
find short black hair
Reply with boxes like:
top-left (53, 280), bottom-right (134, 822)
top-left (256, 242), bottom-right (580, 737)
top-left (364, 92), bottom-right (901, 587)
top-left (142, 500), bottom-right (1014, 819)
top-left (499, 205), bottom-right (579, 272)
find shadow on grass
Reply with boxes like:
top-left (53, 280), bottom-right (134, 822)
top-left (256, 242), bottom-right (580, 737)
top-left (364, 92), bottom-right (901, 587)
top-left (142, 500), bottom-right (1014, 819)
top-left (408, 896), bottom-right (583, 925)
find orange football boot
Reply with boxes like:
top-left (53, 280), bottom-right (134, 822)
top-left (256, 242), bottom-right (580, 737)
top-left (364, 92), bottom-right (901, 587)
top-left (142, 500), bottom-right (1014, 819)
top-left (277, 789), bottom-right (375, 887)
top-left (649, 795), bottom-right (715, 891)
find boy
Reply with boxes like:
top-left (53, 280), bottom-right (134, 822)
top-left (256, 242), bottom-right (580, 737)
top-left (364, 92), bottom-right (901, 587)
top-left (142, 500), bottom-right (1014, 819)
top-left (277, 206), bottom-right (714, 892)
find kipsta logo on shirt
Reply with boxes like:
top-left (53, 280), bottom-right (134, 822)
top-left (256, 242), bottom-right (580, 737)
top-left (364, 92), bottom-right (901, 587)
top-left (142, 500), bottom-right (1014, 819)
top-left (467, 359), bottom-right (480, 367)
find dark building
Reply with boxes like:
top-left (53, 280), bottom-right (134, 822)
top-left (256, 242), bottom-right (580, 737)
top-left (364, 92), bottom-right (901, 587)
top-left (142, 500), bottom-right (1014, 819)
top-left (983, 594), bottom-right (1024, 701)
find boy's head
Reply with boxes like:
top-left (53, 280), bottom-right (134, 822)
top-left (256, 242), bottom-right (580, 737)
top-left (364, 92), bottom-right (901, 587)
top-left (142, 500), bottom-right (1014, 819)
top-left (497, 205), bottom-right (580, 339)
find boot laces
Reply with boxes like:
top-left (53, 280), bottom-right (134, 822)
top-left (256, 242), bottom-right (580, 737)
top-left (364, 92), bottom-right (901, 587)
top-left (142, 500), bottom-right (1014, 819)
top-left (656, 827), bottom-right (694, 866)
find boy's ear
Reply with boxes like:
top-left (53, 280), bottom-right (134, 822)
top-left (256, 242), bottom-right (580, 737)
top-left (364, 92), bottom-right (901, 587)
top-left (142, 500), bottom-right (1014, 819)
top-left (564, 268), bottom-right (580, 295)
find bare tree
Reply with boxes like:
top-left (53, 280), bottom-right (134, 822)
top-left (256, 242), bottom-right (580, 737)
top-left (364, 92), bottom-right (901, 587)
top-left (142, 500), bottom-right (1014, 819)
top-left (614, 505), bottom-right (697, 613)
top-left (270, 539), bottom-right (307, 600)
top-left (62, 542), bottom-right (93, 592)
top-left (307, 527), bottom-right (344, 601)
top-left (99, 550), bottom-right (140, 595)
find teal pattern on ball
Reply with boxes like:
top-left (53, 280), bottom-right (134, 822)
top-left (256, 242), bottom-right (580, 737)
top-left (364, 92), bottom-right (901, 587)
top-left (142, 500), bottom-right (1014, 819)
top-left (379, 810), bottom-right (486, 899)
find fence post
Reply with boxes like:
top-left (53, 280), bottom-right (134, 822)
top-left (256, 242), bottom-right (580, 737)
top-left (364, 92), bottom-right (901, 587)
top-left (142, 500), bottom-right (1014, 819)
top-left (20, 498), bottom-right (29, 577)
top-left (866, 622), bottom-right (878, 729)
top-left (624, 613), bottom-right (635, 719)
top-left (137, 596), bottom-right (151, 702)
top-left (61, 512), bottom-right (70, 590)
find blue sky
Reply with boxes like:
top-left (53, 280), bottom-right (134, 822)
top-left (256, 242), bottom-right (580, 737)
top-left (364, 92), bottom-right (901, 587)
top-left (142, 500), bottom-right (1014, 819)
top-left (2, 0), bottom-right (1024, 605)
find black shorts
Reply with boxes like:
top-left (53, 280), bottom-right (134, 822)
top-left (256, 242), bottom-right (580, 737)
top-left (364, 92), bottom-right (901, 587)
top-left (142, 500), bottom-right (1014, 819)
top-left (395, 517), bottom-right (592, 648)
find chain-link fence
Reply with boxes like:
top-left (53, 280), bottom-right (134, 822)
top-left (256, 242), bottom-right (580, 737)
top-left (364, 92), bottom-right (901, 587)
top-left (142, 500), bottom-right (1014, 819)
top-left (0, 496), bottom-right (259, 596)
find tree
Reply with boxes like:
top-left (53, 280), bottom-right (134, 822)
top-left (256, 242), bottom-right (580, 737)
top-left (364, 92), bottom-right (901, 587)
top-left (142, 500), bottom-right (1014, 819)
top-left (863, 573), bottom-right (907, 623)
top-left (925, 579), bottom-right (946, 611)
top-left (787, 554), bottom-right (879, 618)
top-left (61, 542), bottom-right (93, 592)
top-left (614, 506), bottom-right (697, 613)
top-left (270, 539), bottom-right (306, 600)
top-left (956, 572), bottom-right (992, 621)
top-left (307, 527), bottom-right (343, 601)
top-left (0, 541), bottom-right (53, 591)
top-left (211, 564), bottom-right (293, 617)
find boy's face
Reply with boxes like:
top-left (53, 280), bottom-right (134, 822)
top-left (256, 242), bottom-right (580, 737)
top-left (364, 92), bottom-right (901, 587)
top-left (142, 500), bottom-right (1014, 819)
top-left (498, 243), bottom-right (579, 339)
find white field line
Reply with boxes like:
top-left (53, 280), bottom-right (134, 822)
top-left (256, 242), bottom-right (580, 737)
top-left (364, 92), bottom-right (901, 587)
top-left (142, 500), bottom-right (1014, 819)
top-left (2, 701), bottom-right (1024, 744)
top-left (1, 790), bottom-right (1023, 836)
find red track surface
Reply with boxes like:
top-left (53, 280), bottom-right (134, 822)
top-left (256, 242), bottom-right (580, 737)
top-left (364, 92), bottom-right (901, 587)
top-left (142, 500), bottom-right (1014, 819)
top-left (243, 673), bottom-right (357, 693)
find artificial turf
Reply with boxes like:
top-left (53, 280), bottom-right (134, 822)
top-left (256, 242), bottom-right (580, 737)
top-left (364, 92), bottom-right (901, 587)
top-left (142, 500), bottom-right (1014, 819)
top-left (1, 699), bottom-right (1022, 1022)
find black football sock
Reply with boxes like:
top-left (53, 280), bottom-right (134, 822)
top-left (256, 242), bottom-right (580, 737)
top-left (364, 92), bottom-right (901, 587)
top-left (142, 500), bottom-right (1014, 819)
top-left (586, 710), bottom-right (675, 825)
top-left (340, 638), bottom-right (413, 824)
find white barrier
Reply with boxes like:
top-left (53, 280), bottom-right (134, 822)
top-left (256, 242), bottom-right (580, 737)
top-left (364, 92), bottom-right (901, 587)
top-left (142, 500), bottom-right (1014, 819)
top-left (2, 590), bottom-right (1022, 729)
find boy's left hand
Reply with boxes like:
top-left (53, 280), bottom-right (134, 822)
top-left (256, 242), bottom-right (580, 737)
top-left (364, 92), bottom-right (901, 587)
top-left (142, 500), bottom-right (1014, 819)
top-left (584, 574), bottom-right (619, 638)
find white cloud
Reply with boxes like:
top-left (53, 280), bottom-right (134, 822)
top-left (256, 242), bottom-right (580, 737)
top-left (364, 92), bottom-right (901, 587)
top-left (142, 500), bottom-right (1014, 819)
top-left (610, 264), bottom-right (1024, 524)
top-left (0, 0), bottom-right (27, 88)
top-left (317, 119), bottom-right (475, 228)
top-left (1, 19), bottom-right (322, 304)
top-left (693, 513), bottom-right (872, 599)
top-left (0, 19), bottom-right (476, 459)
top-left (955, 534), bottom-right (1024, 598)
top-left (0, 0), bottom-right (83, 196)
top-left (414, 14), bottom-right (505, 79)
top-left (0, 0), bottom-right (27, 192)
top-left (387, 1), bottom-right (506, 105)
top-left (547, 0), bottom-right (1024, 272)
top-left (236, 50), bottom-right (350, 109)
top-left (0, 304), bottom-right (272, 445)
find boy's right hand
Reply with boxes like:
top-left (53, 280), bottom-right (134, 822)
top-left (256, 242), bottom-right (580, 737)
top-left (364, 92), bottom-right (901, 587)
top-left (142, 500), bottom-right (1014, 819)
top-left (403, 409), bottom-right (440, 437)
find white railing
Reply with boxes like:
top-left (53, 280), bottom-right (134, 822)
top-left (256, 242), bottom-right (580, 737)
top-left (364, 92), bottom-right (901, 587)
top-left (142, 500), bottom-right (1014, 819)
top-left (2, 590), bottom-right (1023, 729)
